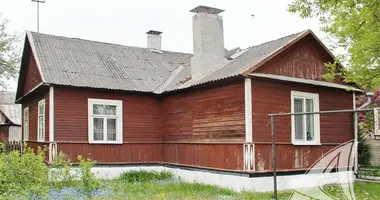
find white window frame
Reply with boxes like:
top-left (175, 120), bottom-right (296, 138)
top-left (23, 107), bottom-right (29, 141)
top-left (88, 98), bottom-right (123, 144)
top-left (291, 91), bottom-right (320, 145)
top-left (37, 99), bottom-right (45, 142)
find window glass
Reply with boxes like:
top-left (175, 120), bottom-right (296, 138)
top-left (105, 105), bottom-right (116, 115)
top-left (294, 98), bottom-right (304, 140)
top-left (306, 99), bottom-right (314, 141)
top-left (107, 118), bottom-right (117, 141)
top-left (93, 118), bottom-right (104, 141)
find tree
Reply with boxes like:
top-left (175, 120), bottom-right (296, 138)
top-left (0, 14), bottom-right (20, 90)
top-left (288, 0), bottom-right (380, 90)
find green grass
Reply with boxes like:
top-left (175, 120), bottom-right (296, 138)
top-left (97, 174), bottom-right (380, 200)
top-left (52, 170), bottom-right (380, 199)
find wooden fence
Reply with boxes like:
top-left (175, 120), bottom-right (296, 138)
top-left (0, 141), bottom-right (23, 154)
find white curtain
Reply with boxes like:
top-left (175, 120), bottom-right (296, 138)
top-left (306, 99), bottom-right (314, 141)
top-left (294, 98), bottom-right (304, 140)
top-left (93, 118), bottom-right (104, 140)
top-left (107, 119), bottom-right (116, 141)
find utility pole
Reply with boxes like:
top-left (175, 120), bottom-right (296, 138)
top-left (31, 0), bottom-right (46, 32)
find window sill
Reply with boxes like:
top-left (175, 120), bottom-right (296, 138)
top-left (292, 141), bottom-right (321, 146)
top-left (89, 141), bottom-right (123, 145)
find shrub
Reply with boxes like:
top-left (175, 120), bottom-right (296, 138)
top-left (50, 151), bottom-right (77, 189)
top-left (119, 170), bottom-right (174, 182)
top-left (77, 155), bottom-right (100, 196)
top-left (0, 144), bottom-right (49, 199)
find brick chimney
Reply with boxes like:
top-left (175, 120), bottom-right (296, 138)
top-left (190, 6), bottom-right (225, 78)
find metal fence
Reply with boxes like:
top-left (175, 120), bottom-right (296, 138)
top-left (358, 165), bottom-right (380, 180)
top-left (268, 108), bottom-right (373, 200)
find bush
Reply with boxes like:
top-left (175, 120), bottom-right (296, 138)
top-left (119, 170), bottom-right (174, 182)
top-left (77, 155), bottom-right (100, 196)
top-left (50, 151), bottom-right (77, 189)
top-left (0, 144), bottom-right (49, 199)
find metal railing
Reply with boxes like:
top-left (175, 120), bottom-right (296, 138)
top-left (268, 108), bottom-right (374, 200)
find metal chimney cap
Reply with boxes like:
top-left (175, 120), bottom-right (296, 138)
top-left (146, 30), bottom-right (163, 35)
top-left (190, 5), bottom-right (224, 15)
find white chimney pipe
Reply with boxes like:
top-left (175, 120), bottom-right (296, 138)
top-left (190, 6), bottom-right (225, 78)
top-left (146, 30), bottom-right (162, 50)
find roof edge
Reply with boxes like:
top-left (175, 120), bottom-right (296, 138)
top-left (26, 31), bottom-right (45, 82)
top-left (249, 73), bottom-right (364, 92)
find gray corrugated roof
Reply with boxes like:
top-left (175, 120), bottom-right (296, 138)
top-left (28, 30), bottom-right (307, 93)
top-left (0, 92), bottom-right (21, 125)
top-left (31, 32), bottom-right (192, 92)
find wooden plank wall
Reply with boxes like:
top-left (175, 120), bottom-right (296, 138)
top-left (58, 143), bottom-right (162, 163)
top-left (22, 90), bottom-right (50, 142)
top-left (164, 143), bottom-right (243, 170)
top-left (0, 126), bottom-right (9, 142)
top-left (23, 45), bottom-right (42, 96)
top-left (252, 78), bottom-right (354, 171)
top-left (161, 80), bottom-right (245, 141)
top-left (161, 80), bottom-right (245, 170)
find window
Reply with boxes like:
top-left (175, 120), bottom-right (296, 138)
top-left (37, 99), bottom-right (45, 142)
top-left (291, 91), bottom-right (320, 145)
top-left (88, 99), bottom-right (123, 144)
top-left (23, 107), bottom-right (29, 141)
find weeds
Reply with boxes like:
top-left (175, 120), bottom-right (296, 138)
top-left (118, 170), bottom-right (174, 182)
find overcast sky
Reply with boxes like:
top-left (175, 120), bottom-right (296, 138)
top-left (1, 0), bottom-right (324, 91)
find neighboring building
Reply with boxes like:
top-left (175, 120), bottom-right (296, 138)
top-left (0, 92), bottom-right (21, 142)
top-left (15, 5), bottom-right (360, 174)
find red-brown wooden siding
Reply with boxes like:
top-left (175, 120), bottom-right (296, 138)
top-left (161, 80), bottom-right (245, 142)
top-left (54, 87), bottom-right (162, 142)
top-left (252, 78), bottom-right (353, 171)
top-left (22, 45), bottom-right (42, 96)
top-left (23, 90), bottom-right (50, 143)
top-left (53, 87), bottom-right (162, 163)
top-left (58, 143), bottom-right (162, 163)
top-left (164, 143), bottom-right (243, 170)
top-left (0, 126), bottom-right (9, 142)
top-left (160, 80), bottom-right (245, 170)
top-left (255, 34), bottom-right (346, 84)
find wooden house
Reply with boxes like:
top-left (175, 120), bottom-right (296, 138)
top-left (16, 6), bottom-right (360, 176)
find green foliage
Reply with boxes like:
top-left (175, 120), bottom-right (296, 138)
top-left (77, 155), bottom-right (100, 196)
top-left (358, 130), bottom-right (371, 165)
top-left (288, 0), bottom-right (380, 90)
top-left (118, 170), bottom-right (174, 182)
top-left (0, 14), bottom-right (20, 90)
top-left (0, 144), bottom-right (49, 199)
top-left (50, 151), bottom-right (77, 189)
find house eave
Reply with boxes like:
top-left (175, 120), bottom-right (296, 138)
top-left (248, 73), bottom-right (364, 93)
top-left (15, 82), bottom-right (50, 104)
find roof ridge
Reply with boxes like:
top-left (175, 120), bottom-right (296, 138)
top-left (29, 31), bottom-right (193, 56)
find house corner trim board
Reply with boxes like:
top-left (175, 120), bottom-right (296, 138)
top-left (244, 78), bottom-right (255, 171)
top-left (244, 78), bottom-right (253, 142)
top-left (48, 86), bottom-right (56, 163)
